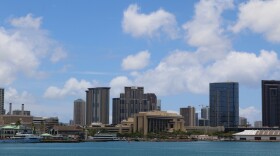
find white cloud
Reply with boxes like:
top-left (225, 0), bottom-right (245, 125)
top-left (232, 0), bottom-right (280, 42)
top-left (44, 78), bottom-right (98, 99)
top-left (122, 50), bottom-right (150, 70)
top-left (183, 0), bottom-right (233, 61)
top-left (51, 47), bottom-right (67, 63)
top-left (109, 76), bottom-right (133, 97)
top-left (10, 13), bottom-right (42, 29)
top-left (122, 4), bottom-right (179, 39)
top-left (0, 14), bottom-right (66, 85)
top-left (113, 49), bottom-right (280, 96)
top-left (240, 106), bottom-right (261, 124)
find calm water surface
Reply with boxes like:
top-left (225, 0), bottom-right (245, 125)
top-left (0, 141), bottom-right (279, 156)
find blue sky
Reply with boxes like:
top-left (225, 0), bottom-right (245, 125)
top-left (0, 0), bottom-right (280, 124)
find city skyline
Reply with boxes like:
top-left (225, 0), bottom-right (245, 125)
top-left (1, 0), bottom-right (280, 123)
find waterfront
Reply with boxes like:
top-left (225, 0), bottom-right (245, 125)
top-left (0, 141), bottom-right (280, 156)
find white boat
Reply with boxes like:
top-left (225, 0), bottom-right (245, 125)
top-left (88, 133), bottom-right (119, 142)
top-left (0, 133), bottom-right (42, 143)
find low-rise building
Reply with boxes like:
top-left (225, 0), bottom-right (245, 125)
top-left (133, 111), bottom-right (185, 136)
top-left (233, 130), bottom-right (280, 141)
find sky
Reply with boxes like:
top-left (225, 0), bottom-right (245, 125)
top-left (0, 0), bottom-right (280, 124)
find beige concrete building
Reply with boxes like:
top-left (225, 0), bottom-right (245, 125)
top-left (73, 99), bottom-right (85, 126)
top-left (86, 87), bottom-right (110, 125)
top-left (133, 111), bottom-right (185, 136)
top-left (180, 106), bottom-right (196, 127)
top-left (0, 115), bottom-right (33, 126)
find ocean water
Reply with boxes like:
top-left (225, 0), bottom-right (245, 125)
top-left (0, 141), bottom-right (280, 156)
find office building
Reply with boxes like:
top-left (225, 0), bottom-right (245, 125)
top-left (262, 80), bottom-right (280, 127)
top-left (112, 87), bottom-right (157, 124)
top-left (239, 117), bottom-right (247, 127)
top-left (86, 87), bottom-right (110, 125)
top-left (180, 106), bottom-right (196, 127)
top-left (201, 106), bottom-right (209, 120)
top-left (254, 121), bottom-right (262, 128)
top-left (0, 88), bottom-right (4, 115)
top-left (210, 82), bottom-right (239, 128)
top-left (199, 119), bottom-right (209, 126)
top-left (73, 99), bottom-right (85, 126)
top-left (156, 99), bottom-right (161, 111)
top-left (133, 111), bottom-right (185, 135)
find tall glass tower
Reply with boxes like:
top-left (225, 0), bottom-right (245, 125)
top-left (0, 88), bottom-right (4, 115)
top-left (209, 82), bottom-right (239, 128)
top-left (262, 80), bottom-right (280, 127)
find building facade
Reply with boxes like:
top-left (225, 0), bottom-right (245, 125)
top-left (210, 82), bottom-right (239, 128)
top-left (201, 106), bottom-right (209, 120)
top-left (180, 106), bottom-right (196, 127)
top-left (73, 99), bottom-right (85, 126)
top-left (0, 88), bottom-right (4, 115)
top-left (133, 111), bottom-right (185, 135)
top-left (239, 117), bottom-right (248, 127)
top-left (112, 87), bottom-right (157, 125)
top-left (254, 121), bottom-right (263, 128)
top-left (262, 80), bottom-right (280, 127)
top-left (86, 87), bottom-right (110, 125)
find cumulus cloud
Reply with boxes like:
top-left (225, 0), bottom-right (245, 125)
top-left (109, 76), bottom-right (133, 97)
top-left (51, 47), bottom-right (67, 63)
top-left (240, 106), bottom-right (261, 124)
top-left (112, 0), bottom-right (280, 97)
top-left (122, 50), bottom-right (150, 70)
top-left (112, 49), bottom-right (280, 96)
top-left (44, 78), bottom-right (98, 99)
top-left (0, 13), bottom-right (66, 85)
top-left (122, 4), bottom-right (179, 39)
top-left (5, 87), bottom-right (36, 106)
top-left (9, 13), bottom-right (42, 29)
top-left (183, 0), bottom-right (233, 61)
top-left (232, 0), bottom-right (280, 42)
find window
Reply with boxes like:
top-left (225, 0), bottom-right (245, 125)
top-left (240, 138), bottom-right (246, 141)
top-left (270, 137), bottom-right (276, 141)
top-left (255, 137), bottom-right (261, 141)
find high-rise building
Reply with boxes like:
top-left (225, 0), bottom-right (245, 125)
top-left (201, 106), bottom-right (209, 120)
top-left (86, 87), bottom-right (110, 125)
top-left (262, 80), bottom-right (280, 127)
top-left (239, 117), bottom-right (247, 127)
top-left (180, 106), bottom-right (196, 127)
top-left (73, 99), bottom-right (85, 126)
top-left (210, 82), bottom-right (239, 128)
top-left (156, 99), bottom-right (161, 111)
top-left (112, 86), bottom-right (157, 125)
top-left (0, 88), bottom-right (4, 115)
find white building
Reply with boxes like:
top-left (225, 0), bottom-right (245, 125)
top-left (233, 130), bottom-right (280, 141)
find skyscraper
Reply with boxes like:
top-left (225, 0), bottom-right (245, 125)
top-left (201, 106), bottom-right (209, 120)
top-left (73, 99), bottom-right (85, 126)
top-left (86, 87), bottom-right (110, 125)
top-left (210, 82), bottom-right (239, 128)
top-left (112, 86), bottom-right (157, 125)
top-left (0, 88), bottom-right (4, 115)
top-left (180, 106), bottom-right (196, 127)
top-left (262, 80), bottom-right (280, 127)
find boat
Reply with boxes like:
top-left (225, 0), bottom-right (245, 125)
top-left (0, 133), bottom-right (42, 143)
top-left (87, 133), bottom-right (120, 142)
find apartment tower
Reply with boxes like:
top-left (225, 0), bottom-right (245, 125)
top-left (86, 87), bottom-right (110, 125)
top-left (112, 86), bottom-right (157, 125)
top-left (73, 99), bottom-right (85, 126)
top-left (180, 106), bottom-right (196, 127)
